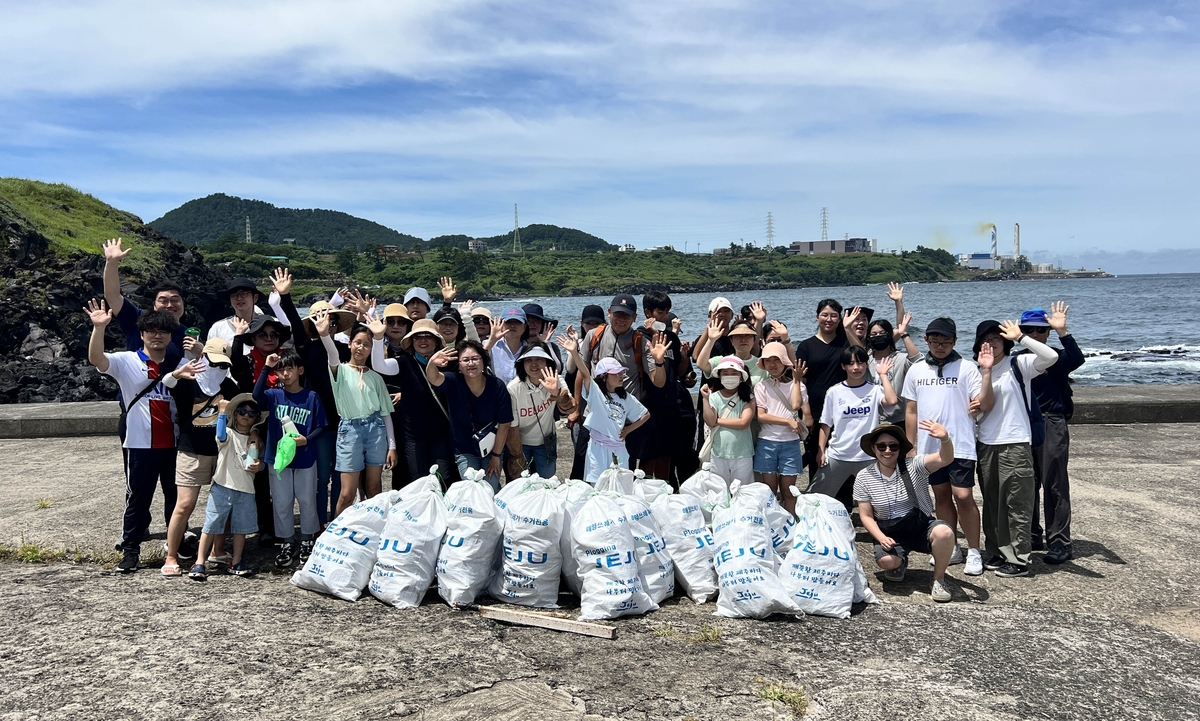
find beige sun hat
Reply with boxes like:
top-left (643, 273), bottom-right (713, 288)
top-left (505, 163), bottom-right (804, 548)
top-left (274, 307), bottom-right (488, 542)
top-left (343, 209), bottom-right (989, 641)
top-left (301, 300), bottom-right (356, 339)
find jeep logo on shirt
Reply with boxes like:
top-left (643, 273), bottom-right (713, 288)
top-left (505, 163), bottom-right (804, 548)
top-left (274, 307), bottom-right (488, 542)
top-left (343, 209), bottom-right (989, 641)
top-left (842, 405), bottom-right (871, 416)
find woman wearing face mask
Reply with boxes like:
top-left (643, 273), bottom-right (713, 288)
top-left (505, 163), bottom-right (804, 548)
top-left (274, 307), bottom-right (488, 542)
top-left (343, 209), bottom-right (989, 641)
top-left (505, 341), bottom-right (575, 478)
top-left (367, 314), bottom-right (458, 488)
top-left (808, 346), bottom-right (899, 503)
top-left (700, 357), bottom-right (756, 488)
top-left (867, 313), bottom-right (921, 429)
top-left (314, 310), bottom-right (398, 518)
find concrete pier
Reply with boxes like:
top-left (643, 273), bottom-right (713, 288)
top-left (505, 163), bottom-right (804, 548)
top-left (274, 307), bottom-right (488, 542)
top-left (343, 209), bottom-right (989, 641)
top-left (3, 385), bottom-right (1199, 438)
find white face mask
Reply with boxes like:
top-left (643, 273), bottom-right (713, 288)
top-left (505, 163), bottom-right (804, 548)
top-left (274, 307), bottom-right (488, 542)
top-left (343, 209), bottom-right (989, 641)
top-left (720, 375), bottom-right (741, 389)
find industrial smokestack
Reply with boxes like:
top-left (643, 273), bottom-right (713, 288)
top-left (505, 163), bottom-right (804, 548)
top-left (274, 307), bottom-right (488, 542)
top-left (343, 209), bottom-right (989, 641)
top-left (990, 225), bottom-right (997, 258)
top-left (1014, 223), bottom-right (1020, 258)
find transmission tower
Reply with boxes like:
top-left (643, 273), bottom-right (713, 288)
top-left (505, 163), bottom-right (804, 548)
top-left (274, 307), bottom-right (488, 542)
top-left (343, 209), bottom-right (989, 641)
top-left (245, 215), bottom-right (252, 243)
top-left (512, 204), bottom-right (522, 254)
top-left (765, 212), bottom-right (775, 250)
top-left (820, 207), bottom-right (829, 242)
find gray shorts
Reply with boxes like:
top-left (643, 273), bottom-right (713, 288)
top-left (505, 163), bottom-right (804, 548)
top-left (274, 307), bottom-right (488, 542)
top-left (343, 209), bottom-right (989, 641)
top-left (807, 457), bottom-right (874, 497)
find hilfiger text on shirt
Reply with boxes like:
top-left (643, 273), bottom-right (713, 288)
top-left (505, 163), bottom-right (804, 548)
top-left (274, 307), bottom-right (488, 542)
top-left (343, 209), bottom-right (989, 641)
top-left (916, 377), bottom-right (959, 387)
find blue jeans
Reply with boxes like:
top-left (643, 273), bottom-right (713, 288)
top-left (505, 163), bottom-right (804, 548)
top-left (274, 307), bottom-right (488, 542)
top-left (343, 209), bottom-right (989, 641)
top-left (455, 453), bottom-right (501, 492)
top-left (522, 440), bottom-right (557, 479)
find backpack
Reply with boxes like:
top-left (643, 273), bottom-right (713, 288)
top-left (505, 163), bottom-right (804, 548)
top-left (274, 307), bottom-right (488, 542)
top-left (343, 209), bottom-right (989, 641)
top-left (588, 324), bottom-right (646, 383)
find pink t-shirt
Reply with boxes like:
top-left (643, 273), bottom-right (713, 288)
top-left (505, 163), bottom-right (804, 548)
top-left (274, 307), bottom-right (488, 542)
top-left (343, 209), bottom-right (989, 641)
top-left (754, 377), bottom-right (808, 442)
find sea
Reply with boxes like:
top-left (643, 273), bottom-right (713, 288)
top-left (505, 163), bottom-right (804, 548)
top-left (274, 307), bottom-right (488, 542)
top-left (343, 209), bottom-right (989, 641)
top-left (492, 273), bottom-right (1199, 387)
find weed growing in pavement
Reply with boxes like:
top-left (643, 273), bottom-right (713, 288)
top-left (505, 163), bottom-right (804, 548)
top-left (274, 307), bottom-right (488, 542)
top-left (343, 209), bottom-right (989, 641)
top-left (35, 498), bottom-right (52, 509)
top-left (754, 679), bottom-right (808, 718)
top-left (651, 626), bottom-right (679, 638)
top-left (688, 622), bottom-right (721, 643)
top-left (0, 537), bottom-right (120, 566)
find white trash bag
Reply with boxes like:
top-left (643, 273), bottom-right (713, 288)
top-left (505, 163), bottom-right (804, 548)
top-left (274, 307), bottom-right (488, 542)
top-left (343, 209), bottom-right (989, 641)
top-left (651, 493), bottom-right (718, 603)
top-left (369, 487), bottom-right (448, 608)
top-left (615, 495), bottom-right (675, 604)
top-left (711, 482), bottom-right (801, 619)
top-left (489, 480), bottom-right (565, 607)
top-left (557, 478), bottom-right (596, 596)
top-left (633, 473), bottom-right (674, 504)
top-left (595, 463), bottom-right (638, 495)
top-left (437, 469), bottom-right (503, 606)
top-left (679, 463), bottom-right (731, 525)
top-left (291, 493), bottom-right (390, 601)
top-left (780, 493), bottom-right (864, 618)
top-left (805, 492), bottom-right (878, 607)
top-left (738, 481), bottom-right (798, 558)
top-left (572, 494), bottom-right (659, 620)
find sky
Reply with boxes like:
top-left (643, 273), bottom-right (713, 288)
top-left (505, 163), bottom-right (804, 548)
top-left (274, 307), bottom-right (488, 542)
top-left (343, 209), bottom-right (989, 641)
top-left (2, 0), bottom-right (1198, 266)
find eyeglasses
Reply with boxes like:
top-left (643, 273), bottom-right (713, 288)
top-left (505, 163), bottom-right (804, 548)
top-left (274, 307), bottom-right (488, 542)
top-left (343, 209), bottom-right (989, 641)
top-left (156, 296), bottom-right (183, 306)
top-left (926, 338), bottom-right (955, 348)
top-left (235, 407), bottom-right (258, 417)
top-left (142, 329), bottom-right (169, 337)
top-left (874, 442), bottom-right (900, 452)
top-left (256, 332), bottom-right (280, 340)
top-left (459, 356), bottom-right (482, 365)
top-left (818, 313), bottom-right (840, 321)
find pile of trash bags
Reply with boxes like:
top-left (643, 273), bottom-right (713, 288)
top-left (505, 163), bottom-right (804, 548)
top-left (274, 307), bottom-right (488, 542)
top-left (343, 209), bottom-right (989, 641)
top-left (291, 463), bottom-right (877, 620)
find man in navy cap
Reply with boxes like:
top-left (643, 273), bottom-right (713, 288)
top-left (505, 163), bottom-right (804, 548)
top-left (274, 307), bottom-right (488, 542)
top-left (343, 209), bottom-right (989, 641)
top-left (1016, 302), bottom-right (1084, 563)
top-left (579, 294), bottom-right (669, 471)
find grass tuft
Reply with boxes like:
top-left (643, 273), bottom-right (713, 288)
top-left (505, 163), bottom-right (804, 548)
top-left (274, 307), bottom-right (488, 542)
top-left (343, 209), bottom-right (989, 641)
top-left (651, 626), bottom-right (679, 638)
top-left (35, 498), bottom-right (52, 509)
top-left (0, 540), bottom-right (121, 567)
top-left (754, 679), bottom-right (808, 717)
top-left (688, 622), bottom-right (722, 643)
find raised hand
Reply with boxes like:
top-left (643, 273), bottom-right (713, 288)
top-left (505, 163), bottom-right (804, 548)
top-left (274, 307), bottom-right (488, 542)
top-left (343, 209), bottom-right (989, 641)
top-left (231, 316), bottom-right (249, 337)
top-left (341, 289), bottom-right (363, 315)
top-left (671, 317), bottom-right (682, 334)
top-left (768, 320), bottom-right (790, 343)
top-left (1048, 301), bottom-right (1069, 334)
top-left (172, 359), bottom-right (206, 380)
top-left (457, 299), bottom-right (475, 315)
top-left (886, 282), bottom-right (904, 303)
top-left (998, 319), bottom-right (1023, 341)
top-left (489, 317), bottom-right (505, 343)
top-left (264, 353), bottom-right (282, 368)
top-left (794, 359), bottom-right (808, 379)
top-left (649, 331), bottom-right (668, 363)
top-left (750, 301), bottom-right (767, 324)
top-left (706, 317), bottom-right (723, 342)
top-left (84, 298), bottom-right (112, 326)
top-left (699, 384), bottom-right (711, 400)
top-left (897, 311), bottom-right (912, 336)
top-left (102, 238), bottom-right (131, 263)
top-left (919, 419), bottom-right (948, 440)
top-left (430, 347), bottom-right (457, 369)
top-left (438, 276), bottom-right (457, 302)
top-left (874, 355), bottom-right (894, 376)
top-left (271, 267), bottom-right (293, 295)
top-left (843, 306), bottom-right (863, 331)
top-left (312, 309), bottom-right (331, 337)
top-left (539, 367), bottom-right (560, 394)
top-left (977, 341), bottom-right (994, 370)
top-left (366, 311), bottom-right (386, 339)
top-left (556, 325), bottom-right (579, 354)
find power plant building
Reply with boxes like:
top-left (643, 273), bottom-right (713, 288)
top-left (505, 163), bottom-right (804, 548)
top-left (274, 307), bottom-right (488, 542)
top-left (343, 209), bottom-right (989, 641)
top-left (787, 238), bottom-right (877, 255)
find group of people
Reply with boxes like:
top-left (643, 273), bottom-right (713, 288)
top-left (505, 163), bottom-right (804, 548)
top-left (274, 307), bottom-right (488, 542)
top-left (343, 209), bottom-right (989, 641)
top-left (88, 237), bottom-right (1085, 602)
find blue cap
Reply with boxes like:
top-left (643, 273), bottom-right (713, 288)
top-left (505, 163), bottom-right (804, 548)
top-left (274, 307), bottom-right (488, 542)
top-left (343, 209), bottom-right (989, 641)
top-left (1019, 309), bottom-right (1050, 327)
top-left (500, 305), bottom-right (527, 323)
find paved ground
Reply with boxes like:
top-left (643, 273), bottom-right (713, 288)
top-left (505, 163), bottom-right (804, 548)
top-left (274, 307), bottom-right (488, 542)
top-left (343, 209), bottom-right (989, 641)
top-left (1, 424), bottom-right (1199, 720)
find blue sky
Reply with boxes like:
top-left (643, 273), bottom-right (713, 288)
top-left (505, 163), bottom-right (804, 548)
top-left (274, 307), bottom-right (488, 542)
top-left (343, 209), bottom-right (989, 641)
top-left (2, 0), bottom-right (1198, 265)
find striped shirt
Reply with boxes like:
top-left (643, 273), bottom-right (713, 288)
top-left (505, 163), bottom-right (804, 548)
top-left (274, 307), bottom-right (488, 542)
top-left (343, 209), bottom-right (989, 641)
top-left (852, 455), bottom-right (934, 520)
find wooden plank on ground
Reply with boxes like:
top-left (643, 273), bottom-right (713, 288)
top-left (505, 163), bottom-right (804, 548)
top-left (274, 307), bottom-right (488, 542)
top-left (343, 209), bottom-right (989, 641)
top-left (475, 605), bottom-right (617, 639)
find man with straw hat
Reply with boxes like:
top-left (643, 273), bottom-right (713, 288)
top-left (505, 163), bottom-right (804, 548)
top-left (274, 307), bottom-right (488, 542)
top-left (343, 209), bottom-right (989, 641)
top-left (852, 420), bottom-right (958, 602)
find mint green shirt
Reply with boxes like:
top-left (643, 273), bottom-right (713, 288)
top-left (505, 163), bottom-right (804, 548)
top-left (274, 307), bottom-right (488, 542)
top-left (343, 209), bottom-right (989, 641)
top-left (707, 391), bottom-right (754, 459)
top-left (328, 365), bottom-right (393, 420)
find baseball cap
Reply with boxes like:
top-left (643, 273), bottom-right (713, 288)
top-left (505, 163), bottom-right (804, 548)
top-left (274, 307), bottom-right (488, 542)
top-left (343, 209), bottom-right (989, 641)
top-left (595, 357), bottom-right (626, 376)
top-left (708, 297), bottom-right (733, 313)
top-left (581, 304), bottom-right (605, 325)
top-left (226, 278), bottom-right (259, 296)
top-left (609, 293), bottom-right (637, 317)
top-left (1020, 309), bottom-right (1051, 327)
top-left (925, 317), bottom-right (957, 338)
top-left (202, 337), bottom-right (232, 366)
top-left (500, 305), bottom-right (527, 324)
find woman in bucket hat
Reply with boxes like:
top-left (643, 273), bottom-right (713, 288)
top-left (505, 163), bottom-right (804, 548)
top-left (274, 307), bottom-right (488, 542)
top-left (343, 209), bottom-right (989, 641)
top-left (506, 341), bottom-right (576, 478)
top-left (852, 420), bottom-right (958, 602)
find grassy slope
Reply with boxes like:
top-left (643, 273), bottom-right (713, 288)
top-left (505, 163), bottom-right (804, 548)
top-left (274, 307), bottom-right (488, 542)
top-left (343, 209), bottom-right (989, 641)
top-left (0, 178), bottom-right (162, 276)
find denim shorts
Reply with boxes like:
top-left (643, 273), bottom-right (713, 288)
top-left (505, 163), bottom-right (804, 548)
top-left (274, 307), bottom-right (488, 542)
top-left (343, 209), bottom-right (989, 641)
top-left (754, 438), bottom-right (803, 476)
top-left (203, 483), bottom-right (258, 535)
top-left (336, 413), bottom-right (387, 473)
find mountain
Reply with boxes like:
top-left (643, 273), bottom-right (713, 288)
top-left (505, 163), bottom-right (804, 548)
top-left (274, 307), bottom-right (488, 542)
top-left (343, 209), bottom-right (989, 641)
top-left (150, 194), bottom-right (619, 253)
top-left (149, 193), bottom-right (424, 249)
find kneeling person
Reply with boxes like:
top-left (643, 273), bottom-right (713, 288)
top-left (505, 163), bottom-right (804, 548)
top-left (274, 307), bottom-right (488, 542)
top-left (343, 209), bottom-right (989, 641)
top-left (854, 421), bottom-right (958, 603)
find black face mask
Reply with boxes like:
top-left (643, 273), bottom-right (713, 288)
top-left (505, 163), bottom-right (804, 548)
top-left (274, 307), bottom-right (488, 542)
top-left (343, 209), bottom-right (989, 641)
top-left (868, 335), bottom-right (892, 351)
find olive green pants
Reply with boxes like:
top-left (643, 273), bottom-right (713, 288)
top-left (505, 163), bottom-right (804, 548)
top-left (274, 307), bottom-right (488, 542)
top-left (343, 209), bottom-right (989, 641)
top-left (977, 441), bottom-right (1035, 566)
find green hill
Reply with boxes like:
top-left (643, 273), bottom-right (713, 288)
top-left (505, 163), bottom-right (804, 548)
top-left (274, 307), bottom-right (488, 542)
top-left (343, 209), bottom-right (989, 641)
top-left (429, 224), bottom-right (617, 253)
top-left (148, 193), bottom-right (426, 249)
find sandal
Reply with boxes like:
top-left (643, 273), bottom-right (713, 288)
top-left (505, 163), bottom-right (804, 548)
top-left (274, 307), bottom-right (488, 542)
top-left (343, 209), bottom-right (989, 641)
top-left (188, 563), bottom-right (207, 581)
top-left (207, 554), bottom-right (232, 567)
top-left (160, 564), bottom-right (183, 577)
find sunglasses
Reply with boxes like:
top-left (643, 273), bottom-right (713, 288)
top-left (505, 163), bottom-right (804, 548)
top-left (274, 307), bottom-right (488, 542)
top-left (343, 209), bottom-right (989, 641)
top-left (386, 318), bottom-right (410, 326)
top-left (208, 361), bottom-right (231, 370)
top-left (412, 333), bottom-right (437, 342)
top-left (874, 442), bottom-right (900, 452)
top-left (256, 332), bottom-right (280, 340)
top-left (236, 407), bottom-right (258, 417)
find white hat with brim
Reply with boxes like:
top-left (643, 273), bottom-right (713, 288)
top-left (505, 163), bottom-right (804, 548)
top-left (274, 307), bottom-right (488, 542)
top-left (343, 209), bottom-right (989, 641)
top-left (518, 346), bottom-right (554, 363)
top-left (713, 356), bottom-right (749, 382)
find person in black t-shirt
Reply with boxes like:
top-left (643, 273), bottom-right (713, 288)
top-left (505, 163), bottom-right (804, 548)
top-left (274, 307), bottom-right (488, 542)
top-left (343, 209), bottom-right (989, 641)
top-left (794, 298), bottom-right (867, 476)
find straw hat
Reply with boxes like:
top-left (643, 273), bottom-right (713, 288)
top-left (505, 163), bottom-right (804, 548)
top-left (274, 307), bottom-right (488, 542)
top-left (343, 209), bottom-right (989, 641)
top-left (301, 300), bottom-right (356, 339)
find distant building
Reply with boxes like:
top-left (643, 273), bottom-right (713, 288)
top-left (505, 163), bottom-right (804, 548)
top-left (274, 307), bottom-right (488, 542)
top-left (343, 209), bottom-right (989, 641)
top-left (957, 252), bottom-right (1002, 270)
top-left (468, 238), bottom-right (488, 253)
top-left (1031, 263), bottom-right (1057, 274)
top-left (619, 243), bottom-right (637, 252)
top-left (787, 238), bottom-right (876, 255)
top-left (377, 245), bottom-right (400, 254)
top-left (282, 238), bottom-right (296, 245)
top-left (647, 244), bottom-right (675, 252)
top-left (265, 255), bottom-right (288, 262)
top-left (712, 247), bottom-right (731, 256)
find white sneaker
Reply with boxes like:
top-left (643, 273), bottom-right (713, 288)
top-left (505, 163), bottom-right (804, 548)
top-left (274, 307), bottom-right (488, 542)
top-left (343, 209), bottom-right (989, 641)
top-left (931, 544), bottom-right (964, 566)
top-left (931, 579), bottom-right (952, 602)
top-left (963, 549), bottom-right (983, 576)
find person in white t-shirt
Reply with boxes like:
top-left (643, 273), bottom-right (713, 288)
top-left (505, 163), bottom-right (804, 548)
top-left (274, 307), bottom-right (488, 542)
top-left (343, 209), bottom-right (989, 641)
top-left (557, 327), bottom-right (650, 483)
top-left (506, 342), bottom-right (576, 478)
top-left (902, 317), bottom-right (994, 576)
top-left (808, 346), bottom-right (898, 501)
top-left (972, 319), bottom-right (1058, 578)
top-left (86, 298), bottom-right (181, 574)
